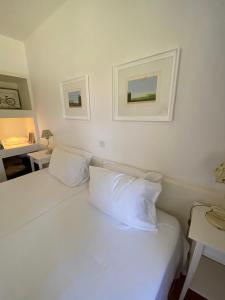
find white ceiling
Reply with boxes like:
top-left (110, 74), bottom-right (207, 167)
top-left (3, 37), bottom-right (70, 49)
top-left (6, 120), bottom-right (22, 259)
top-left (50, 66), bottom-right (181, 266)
top-left (0, 0), bottom-right (67, 41)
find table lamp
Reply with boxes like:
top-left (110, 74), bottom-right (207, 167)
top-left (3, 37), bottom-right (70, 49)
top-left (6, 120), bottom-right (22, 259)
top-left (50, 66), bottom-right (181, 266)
top-left (0, 140), bottom-right (4, 150)
top-left (41, 129), bottom-right (53, 153)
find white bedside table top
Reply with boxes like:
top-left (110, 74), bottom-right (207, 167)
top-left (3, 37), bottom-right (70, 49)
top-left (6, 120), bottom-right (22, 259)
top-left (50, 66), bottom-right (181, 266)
top-left (189, 205), bottom-right (225, 253)
top-left (28, 150), bottom-right (51, 160)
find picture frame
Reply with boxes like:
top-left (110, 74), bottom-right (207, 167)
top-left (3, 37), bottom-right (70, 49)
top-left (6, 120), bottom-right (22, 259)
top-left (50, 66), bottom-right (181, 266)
top-left (0, 88), bottom-right (21, 109)
top-left (113, 48), bottom-right (180, 121)
top-left (60, 75), bottom-right (90, 120)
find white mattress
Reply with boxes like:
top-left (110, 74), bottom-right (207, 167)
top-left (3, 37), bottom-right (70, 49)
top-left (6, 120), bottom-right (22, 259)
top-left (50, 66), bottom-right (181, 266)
top-left (0, 170), bottom-right (185, 300)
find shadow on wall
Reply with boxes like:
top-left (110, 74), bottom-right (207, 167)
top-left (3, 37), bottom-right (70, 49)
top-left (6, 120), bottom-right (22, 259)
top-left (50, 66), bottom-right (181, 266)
top-left (157, 177), bottom-right (224, 231)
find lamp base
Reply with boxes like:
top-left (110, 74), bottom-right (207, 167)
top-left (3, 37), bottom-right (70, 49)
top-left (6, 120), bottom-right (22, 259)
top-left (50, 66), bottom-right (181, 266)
top-left (46, 147), bottom-right (53, 154)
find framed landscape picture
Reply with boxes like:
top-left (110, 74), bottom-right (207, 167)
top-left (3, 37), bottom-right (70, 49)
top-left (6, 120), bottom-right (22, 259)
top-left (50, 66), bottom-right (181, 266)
top-left (127, 75), bottom-right (157, 103)
top-left (68, 90), bottom-right (82, 107)
top-left (113, 48), bottom-right (180, 121)
top-left (60, 75), bottom-right (90, 120)
top-left (0, 88), bottom-right (21, 109)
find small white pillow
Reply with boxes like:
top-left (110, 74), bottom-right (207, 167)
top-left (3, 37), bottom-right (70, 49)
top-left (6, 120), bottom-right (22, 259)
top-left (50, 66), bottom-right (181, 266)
top-left (89, 166), bottom-right (162, 231)
top-left (58, 145), bottom-right (92, 164)
top-left (102, 161), bottom-right (162, 183)
top-left (49, 147), bottom-right (89, 187)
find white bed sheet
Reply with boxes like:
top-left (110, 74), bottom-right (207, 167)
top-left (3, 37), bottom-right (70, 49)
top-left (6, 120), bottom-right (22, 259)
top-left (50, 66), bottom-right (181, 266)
top-left (0, 169), bottom-right (87, 238)
top-left (0, 171), bottom-right (185, 300)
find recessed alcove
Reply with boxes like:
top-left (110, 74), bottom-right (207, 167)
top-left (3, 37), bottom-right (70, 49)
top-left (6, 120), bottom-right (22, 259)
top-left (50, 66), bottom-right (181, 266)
top-left (0, 118), bottom-right (36, 147)
top-left (0, 74), bottom-right (31, 109)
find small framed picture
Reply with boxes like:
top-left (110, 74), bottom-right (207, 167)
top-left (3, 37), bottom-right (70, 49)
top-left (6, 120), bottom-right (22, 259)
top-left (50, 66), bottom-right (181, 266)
top-left (60, 75), bottom-right (90, 120)
top-left (113, 48), bottom-right (180, 121)
top-left (0, 88), bottom-right (21, 109)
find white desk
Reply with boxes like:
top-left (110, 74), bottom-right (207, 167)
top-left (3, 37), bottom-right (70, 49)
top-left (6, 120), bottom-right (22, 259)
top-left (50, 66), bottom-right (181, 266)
top-left (0, 143), bottom-right (42, 182)
top-left (179, 205), bottom-right (225, 300)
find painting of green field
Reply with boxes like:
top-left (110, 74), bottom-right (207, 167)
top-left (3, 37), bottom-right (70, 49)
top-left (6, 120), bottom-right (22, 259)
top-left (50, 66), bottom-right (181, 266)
top-left (68, 90), bottom-right (82, 107)
top-left (127, 75), bottom-right (157, 103)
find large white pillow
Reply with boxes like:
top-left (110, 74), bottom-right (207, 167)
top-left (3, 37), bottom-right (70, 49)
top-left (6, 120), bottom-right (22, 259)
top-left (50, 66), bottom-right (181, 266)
top-left (49, 147), bottom-right (89, 187)
top-left (89, 166), bottom-right (162, 231)
top-left (102, 161), bottom-right (162, 183)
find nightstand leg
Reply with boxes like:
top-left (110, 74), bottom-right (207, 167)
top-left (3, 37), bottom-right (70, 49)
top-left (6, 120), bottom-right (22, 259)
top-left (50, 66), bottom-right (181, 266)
top-left (30, 157), bottom-right (35, 172)
top-left (38, 162), bottom-right (43, 170)
top-left (179, 241), bottom-right (204, 300)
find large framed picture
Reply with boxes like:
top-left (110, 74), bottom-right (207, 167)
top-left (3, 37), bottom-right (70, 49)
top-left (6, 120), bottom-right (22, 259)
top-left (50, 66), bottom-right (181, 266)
top-left (0, 88), bottom-right (21, 109)
top-left (113, 48), bottom-right (180, 121)
top-left (60, 75), bottom-right (90, 120)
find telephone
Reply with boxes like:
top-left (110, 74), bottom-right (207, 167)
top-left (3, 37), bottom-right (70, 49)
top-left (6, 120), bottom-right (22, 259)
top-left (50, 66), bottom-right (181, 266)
top-left (205, 206), bottom-right (225, 231)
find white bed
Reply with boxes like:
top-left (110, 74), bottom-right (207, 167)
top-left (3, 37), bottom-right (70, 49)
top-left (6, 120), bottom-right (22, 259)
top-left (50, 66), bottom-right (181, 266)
top-left (0, 169), bottom-right (185, 300)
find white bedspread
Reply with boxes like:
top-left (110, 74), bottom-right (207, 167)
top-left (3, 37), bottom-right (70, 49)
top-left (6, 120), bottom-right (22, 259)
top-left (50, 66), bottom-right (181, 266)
top-left (0, 169), bottom-right (87, 238)
top-left (0, 171), bottom-right (185, 300)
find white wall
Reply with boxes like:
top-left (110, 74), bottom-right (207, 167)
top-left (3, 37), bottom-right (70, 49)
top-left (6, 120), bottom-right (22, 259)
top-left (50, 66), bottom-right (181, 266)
top-left (25, 0), bottom-right (225, 213)
top-left (0, 34), bottom-right (28, 75)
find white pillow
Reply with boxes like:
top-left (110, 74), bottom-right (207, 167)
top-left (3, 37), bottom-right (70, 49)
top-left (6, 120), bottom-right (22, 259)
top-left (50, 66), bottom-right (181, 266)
top-left (57, 144), bottom-right (92, 164)
top-left (49, 147), bottom-right (89, 187)
top-left (89, 166), bottom-right (162, 231)
top-left (102, 161), bottom-right (162, 183)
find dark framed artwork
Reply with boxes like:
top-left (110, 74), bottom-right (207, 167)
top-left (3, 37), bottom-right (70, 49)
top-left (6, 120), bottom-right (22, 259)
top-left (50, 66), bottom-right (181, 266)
top-left (0, 88), bottom-right (21, 109)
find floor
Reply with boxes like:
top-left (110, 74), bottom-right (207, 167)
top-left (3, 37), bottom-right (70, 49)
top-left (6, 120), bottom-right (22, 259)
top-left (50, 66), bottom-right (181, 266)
top-left (190, 256), bottom-right (225, 300)
top-left (3, 155), bottom-right (32, 180)
top-left (168, 275), bottom-right (207, 300)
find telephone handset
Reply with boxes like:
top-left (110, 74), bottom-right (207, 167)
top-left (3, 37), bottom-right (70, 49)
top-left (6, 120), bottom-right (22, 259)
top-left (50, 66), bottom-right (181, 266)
top-left (205, 206), bottom-right (225, 231)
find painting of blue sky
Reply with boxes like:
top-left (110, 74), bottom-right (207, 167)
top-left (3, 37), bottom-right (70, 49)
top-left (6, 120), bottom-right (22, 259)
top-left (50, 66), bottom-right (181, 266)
top-left (68, 90), bottom-right (82, 107)
top-left (127, 75), bottom-right (157, 102)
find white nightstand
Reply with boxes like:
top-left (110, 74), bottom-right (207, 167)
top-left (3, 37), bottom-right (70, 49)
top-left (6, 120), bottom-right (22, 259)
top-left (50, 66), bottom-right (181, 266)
top-left (179, 205), bottom-right (225, 300)
top-left (28, 150), bottom-right (51, 171)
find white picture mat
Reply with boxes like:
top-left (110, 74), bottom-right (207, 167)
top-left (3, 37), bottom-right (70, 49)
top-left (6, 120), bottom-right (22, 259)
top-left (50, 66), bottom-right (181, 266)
top-left (113, 48), bottom-right (180, 121)
top-left (60, 75), bottom-right (90, 120)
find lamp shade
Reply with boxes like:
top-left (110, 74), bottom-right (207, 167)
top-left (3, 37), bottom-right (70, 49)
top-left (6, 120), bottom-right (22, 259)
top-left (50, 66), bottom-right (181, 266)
top-left (41, 129), bottom-right (53, 139)
top-left (215, 162), bottom-right (225, 183)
